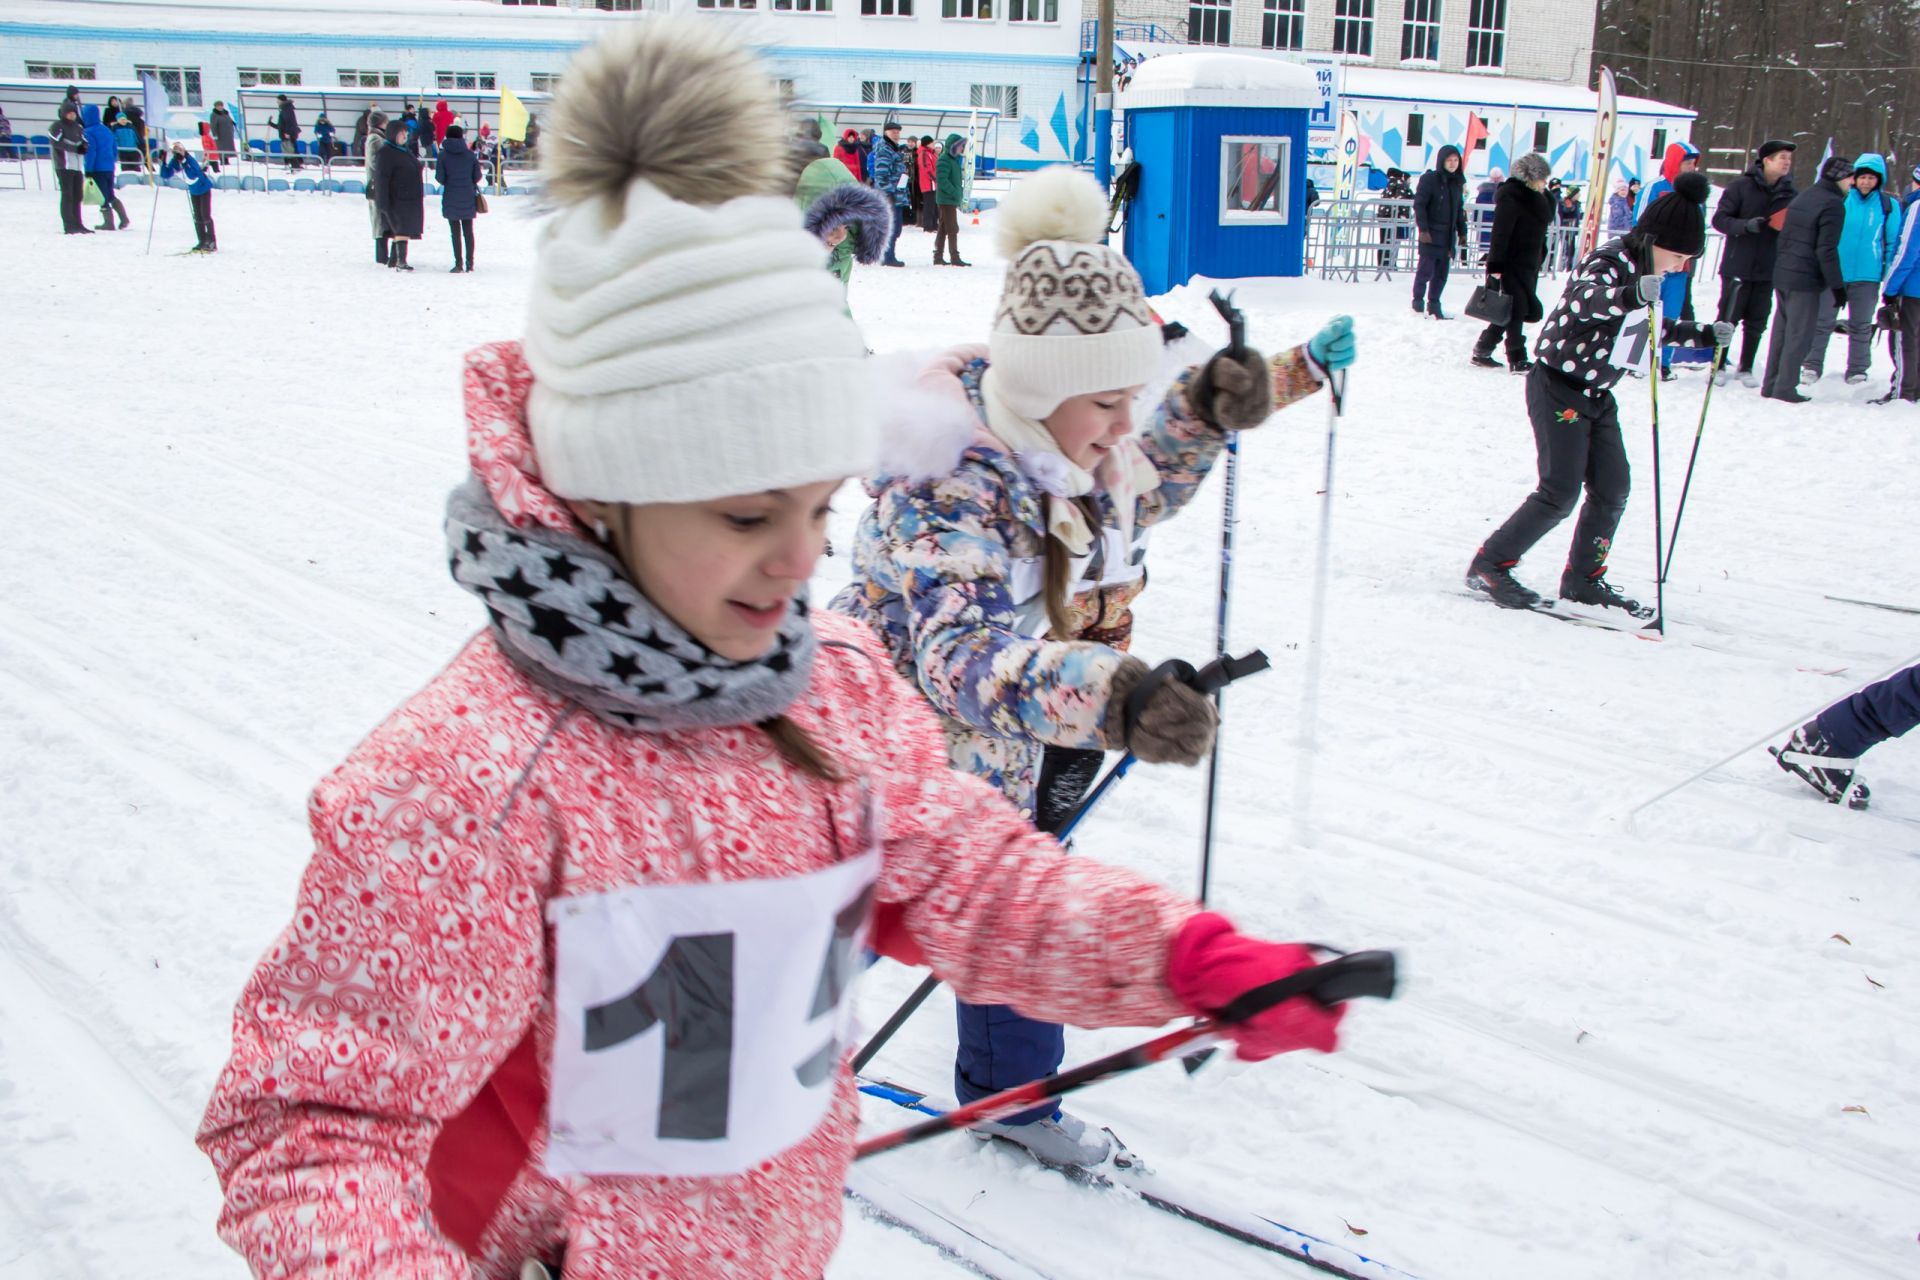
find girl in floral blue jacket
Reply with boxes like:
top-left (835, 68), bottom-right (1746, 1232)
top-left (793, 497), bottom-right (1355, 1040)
top-left (832, 167), bottom-right (1355, 1167)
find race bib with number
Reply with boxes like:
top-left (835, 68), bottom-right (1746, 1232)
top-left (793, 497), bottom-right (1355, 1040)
top-left (544, 846), bottom-right (879, 1178)
top-left (1609, 310), bottom-right (1651, 372)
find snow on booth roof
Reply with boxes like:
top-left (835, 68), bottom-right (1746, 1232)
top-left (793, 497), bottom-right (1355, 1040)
top-left (1120, 53), bottom-right (1321, 112)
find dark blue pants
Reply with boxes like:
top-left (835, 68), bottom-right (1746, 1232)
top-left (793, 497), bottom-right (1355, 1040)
top-left (953, 746), bottom-right (1104, 1124)
top-left (1412, 241), bottom-right (1451, 312)
top-left (885, 201), bottom-right (905, 263)
top-left (1817, 663), bottom-right (1920, 758)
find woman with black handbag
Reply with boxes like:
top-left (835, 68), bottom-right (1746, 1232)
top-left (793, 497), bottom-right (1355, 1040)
top-left (1471, 153), bottom-right (1554, 373)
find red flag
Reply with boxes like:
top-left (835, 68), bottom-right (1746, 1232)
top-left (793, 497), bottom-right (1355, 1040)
top-left (1463, 112), bottom-right (1487, 157)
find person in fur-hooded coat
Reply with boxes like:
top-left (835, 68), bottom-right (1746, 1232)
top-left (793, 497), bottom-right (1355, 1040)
top-left (831, 165), bottom-right (1357, 1169)
top-left (195, 25), bottom-right (1355, 1280)
top-left (795, 155), bottom-right (890, 286)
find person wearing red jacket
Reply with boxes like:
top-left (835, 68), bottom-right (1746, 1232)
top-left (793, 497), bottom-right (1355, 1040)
top-left (195, 22), bottom-right (1350, 1280)
top-left (833, 126), bottom-right (863, 180)
top-left (432, 98), bottom-right (455, 144)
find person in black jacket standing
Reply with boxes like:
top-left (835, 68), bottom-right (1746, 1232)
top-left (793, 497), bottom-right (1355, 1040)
top-left (1473, 152), bottom-right (1553, 372)
top-left (434, 124), bottom-right (482, 273)
top-left (1413, 144), bottom-right (1466, 317)
top-left (1711, 140), bottom-right (1797, 386)
top-left (1467, 172), bottom-right (1730, 615)
top-left (374, 119), bottom-right (425, 272)
top-left (1760, 154), bottom-right (1854, 403)
top-left (274, 93), bottom-right (302, 171)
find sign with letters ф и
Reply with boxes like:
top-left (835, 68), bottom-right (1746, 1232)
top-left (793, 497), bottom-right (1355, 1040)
top-left (544, 846), bottom-right (879, 1178)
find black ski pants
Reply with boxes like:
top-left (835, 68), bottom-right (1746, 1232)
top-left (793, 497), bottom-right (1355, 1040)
top-left (1715, 276), bottom-right (1773, 374)
top-left (190, 191), bottom-right (216, 250)
top-left (1894, 295), bottom-right (1920, 402)
top-left (1482, 367), bottom-right (1629, 580)
top-left (1412, 240), bottom-right (1451, 312)
top-left (448, 217), bottom-right (474, 267)
top-left (56, 168), bottom-right (85, 232)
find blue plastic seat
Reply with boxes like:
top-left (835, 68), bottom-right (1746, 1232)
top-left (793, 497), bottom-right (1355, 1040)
top-left (340, 179), bottom-right (364, 195)
top-left (293, 178), bottom-right (317, 192)
top-left (267, 177), bottom-right (291, 192)
top-left (114, 172), bottom-right (146, 188)
top-left (317, 178), bottom-right (341, 193)
top-left (241, 174), bottom-right (267, 192)
top-left (216, 175), bottom-right (240, 191)
top-left (248, 139), bottom-right (267, 154)
top-left (31, 134), bottom-right (51, 157)
top-left (267, 140), bottom-right (282, 156)
top-left (166, 176), bottom-right (191, 191)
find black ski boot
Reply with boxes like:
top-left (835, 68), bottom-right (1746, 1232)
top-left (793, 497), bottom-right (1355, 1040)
top-left (1559, 571), bottom-right (1654, 620)
top-left (1470, 345), bottom-right (1500, 369)
top-left (1508, 353), bottom-right (1533, 374)
top-left (1770, 720), bottom-right (1870, 809)
top-left (1467, 549), bottom-right (1542, 609)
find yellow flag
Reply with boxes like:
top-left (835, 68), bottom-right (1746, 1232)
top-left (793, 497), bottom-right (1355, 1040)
top-left (500, 88), bottom-right (530, 143)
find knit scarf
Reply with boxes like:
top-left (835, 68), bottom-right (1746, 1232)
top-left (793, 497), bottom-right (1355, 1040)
top-left (444, 476), bottom-right (816, 731)
top-left (979, 367), bottom-right (1159, 555)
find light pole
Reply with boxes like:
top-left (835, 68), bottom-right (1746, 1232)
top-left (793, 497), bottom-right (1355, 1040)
top-left (1093, 0), bottom-right (1114, 190)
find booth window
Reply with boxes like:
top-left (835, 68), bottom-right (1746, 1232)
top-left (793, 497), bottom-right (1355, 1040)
top-left (1220, 136), bottom-right (1291, 224)
top-left (1466, 0), bottom-right (1506, 69)
top-left (1407, 112), bottom-right (1424, 147)
top-left (1333, 0), bottom-right (1375, 57)
top-left (1262, 0), bottom-right (1305, 50)
top-left (1533, 120), bottom-right (1550, 151)
top-left (1400, 0), bottom-right (1440, 64)
top-left (1188, 0), bottom-right (1232, 45)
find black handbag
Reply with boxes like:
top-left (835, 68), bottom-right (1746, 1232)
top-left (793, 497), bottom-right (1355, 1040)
top-left (1465, 280), bottom-right (1513, 326)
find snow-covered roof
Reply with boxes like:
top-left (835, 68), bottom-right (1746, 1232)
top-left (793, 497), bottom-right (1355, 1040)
top-left (1340, 66), bottom-right (1694, 119)
top-left (1121, 53), bottom-right (1321, 111)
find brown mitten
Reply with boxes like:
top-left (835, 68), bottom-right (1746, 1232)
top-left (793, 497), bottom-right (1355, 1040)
top-left (1187, 348), bottom-right (1275, 432)
top-left (1103, 656), bottom-right (1218, 765)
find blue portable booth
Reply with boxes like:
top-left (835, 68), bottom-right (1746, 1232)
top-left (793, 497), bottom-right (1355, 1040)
top-left (1119, 54), bottom-right (1319, 295)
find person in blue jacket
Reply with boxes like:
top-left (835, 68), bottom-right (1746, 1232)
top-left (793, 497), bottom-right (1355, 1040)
top-left (161, 137), bottom-right (217, 253)
top-left (1879, 197), bottom-right (1920, 402)
top-left (868, 119), bottom-right (910, 267)
top-left (80, 103), bottom-right (130, 231)
top-left (433, 124), bottom-right (482, 273)
top-left (1805, 153), bottom-right (1901, 384)
top-left (314, 113), bottom-right (337, 164)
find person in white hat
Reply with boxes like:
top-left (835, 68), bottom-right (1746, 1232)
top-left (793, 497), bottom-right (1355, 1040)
top-left (194, 21), bottom-right (1353, 1278)
top-left (833, 165), bottom-right (1356, 1167)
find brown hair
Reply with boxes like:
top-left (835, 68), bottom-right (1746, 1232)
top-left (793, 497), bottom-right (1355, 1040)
top-left (762, 714), bottom-right (841, 781)
top-left (1039, 495), bottom-right (1095, 639)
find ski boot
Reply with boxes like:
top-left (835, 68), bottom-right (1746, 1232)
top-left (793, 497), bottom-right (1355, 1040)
top-left (1558, 571), bottom-right (1654, 620)
top-left (1770, 720), bottom-right (1870, 809)
top-left (1508, 355), bottom-right (1534, 374)
top-left (1466, 549), bottom-right (1543, 610)
top-left (1470, 347), bottom-right (1501, 369)
top-left (970, 1109), bottom-right (1111, 1169)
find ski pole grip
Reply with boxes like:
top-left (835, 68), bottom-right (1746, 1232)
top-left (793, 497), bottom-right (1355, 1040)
top-left (1122, 657), bottom-right (1197, 743)
top-left (1209, 288), bottom-right (1248, 361)
top-left (1214, 950), bottom-right (1398, 1025)
top-left (1187, 648), bottom-right (1270, 697)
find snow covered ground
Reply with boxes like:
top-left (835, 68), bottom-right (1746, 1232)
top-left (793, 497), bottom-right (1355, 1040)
top-left (2, 176), bottom-right (1918, 1280)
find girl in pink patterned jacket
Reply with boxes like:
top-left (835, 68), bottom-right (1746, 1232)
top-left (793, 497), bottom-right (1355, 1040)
top-left (196, 23), bottom-right (1346, 1280)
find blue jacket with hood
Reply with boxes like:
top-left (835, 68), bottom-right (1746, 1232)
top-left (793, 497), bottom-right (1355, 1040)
top-left (1639, 140), bottom-right (1699, 216)
top-left (81, 104), bottom-right (118, 174)
top-left (1838, 154), bottom-right (1900, 283)
top-left (1883, 201), bottom-right (1920, 299)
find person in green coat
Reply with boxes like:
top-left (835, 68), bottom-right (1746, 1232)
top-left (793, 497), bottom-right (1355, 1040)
top-left (795, 153), bottom-right (891, 288)
top-left (934, 132), bottom-right (970, 266)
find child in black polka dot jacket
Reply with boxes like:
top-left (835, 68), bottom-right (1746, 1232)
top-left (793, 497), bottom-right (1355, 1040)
top-left (1467, 170), bottom-right (1732, 616)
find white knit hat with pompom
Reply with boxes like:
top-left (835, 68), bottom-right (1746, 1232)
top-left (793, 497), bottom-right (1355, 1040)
top-left (987, 166), bottom-right (1162, 419)
top-left (523, 20), bottom-right (872, 504)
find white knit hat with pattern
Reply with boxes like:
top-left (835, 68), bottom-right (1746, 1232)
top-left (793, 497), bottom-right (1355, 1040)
top-left (521, 20), bottom-right (873, 504)
top-left (987, 167), bottom-right (1162, 419)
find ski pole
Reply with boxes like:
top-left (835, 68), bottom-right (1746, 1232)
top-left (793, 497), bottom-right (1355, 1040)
top-left (1196, 288), bottom-right (1250, 907)
top-left (1660, 342), bottom-right (1725, 585)
top-left (1646, 293), bottom-right (1667, 635)
top-left (850, 651), bottom-right (1271, 1075)
top-left (854, 948), bottom-right (1397, 1161)
top-left (1291, 362), bottom-right (1347, 850)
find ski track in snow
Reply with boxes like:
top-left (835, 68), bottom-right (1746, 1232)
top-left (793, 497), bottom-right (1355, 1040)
top-left (2, 180), bottom-right (1917, 1279)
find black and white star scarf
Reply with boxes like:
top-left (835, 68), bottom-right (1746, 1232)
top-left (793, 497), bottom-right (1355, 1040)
top-left (444, 476), bottom-right (817, 731)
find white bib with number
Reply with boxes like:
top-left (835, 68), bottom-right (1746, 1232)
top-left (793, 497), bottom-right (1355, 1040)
top-left (544, 847), bottom-right (879, 1177)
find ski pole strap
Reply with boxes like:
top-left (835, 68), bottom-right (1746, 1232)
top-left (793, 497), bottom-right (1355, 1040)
top-left (1209, 288), bottom-right (1248, 360)
top-left (1186, 648), bottom-right (1270, 697)
top-left (1122, 650), bottom-right (1271, 742)
top-left (1212, 950), bottom-right (1399, 1025)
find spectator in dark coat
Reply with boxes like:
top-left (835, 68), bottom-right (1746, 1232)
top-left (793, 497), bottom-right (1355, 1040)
top-left (210, 101), bottom-right (239, 169)
top-left (101, 97), bottom-right (126, 129)
top-left (1710, 139), bottom-right (1797, 385)
top-left (1473, 152), bottom-right (1553, 372)
top-left (363, 111), bottom-right (389, 263)
top-left (81, 104), bottom-right (129, 230)
top-left (351, 103), bottom-right (373, 158)
top-left (869, 120), bottom-right (910, 267)
top-left (1761, 154), bottom-right (1854, 402)
top-left (1473, 167), bottom-right (1502, 251)
top-left (434, 125), bottom-right (483, 273)
top-left (123, 102), bottom-right (148, 172)
top-left (416, 104), bottom-right (437, 159)
top-left (274, 94), bottom-right (302, 170)
top-left (49, 103), bottom-right (89, 233)
top-left (1377, 167), bottom-right (1414, 266)
top-left (315, 114), bottom-right (337, 164)
top-left (1556, 186), bottom-right (1584, 269)
top-left (1412, 144), bottom-right (1467, 316)
top-left (374, 119), bottom-right (425, 271)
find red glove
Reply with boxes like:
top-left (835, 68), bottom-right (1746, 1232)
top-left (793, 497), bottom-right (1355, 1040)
top-left (1165, 912), bottom-right (1344, 1060)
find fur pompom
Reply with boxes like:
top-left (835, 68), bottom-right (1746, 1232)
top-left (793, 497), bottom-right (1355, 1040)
top-left (540, 20), bottom-right (790, 210)
top-left (804, 182), bottom-right (894, 265)
top-left (995, 165), bottom-right (1109, 258)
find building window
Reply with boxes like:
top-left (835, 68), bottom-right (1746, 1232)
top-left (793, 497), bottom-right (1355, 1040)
top-left (1007, 0), bottom-right (1057, 19)
top-left (338, 69), bottom-right (402, 88)
top-left (1261, 0), bottom-right (1305, 50)
top-left (26, 61), bottom-right (98, 81)
top-left (237, 67), bottom-right (303, 88)
top-left (1188, 0), bottom-right (1231, 45)
top-left (697, 0), bottom-right (759, 8)
top-left (1221, 135), bottom-right (1291, 223)
top-left (1466, 0), bottom-right (1505, 69)
top-left (134, 64), bottom-right (204, 107)
top-left (1407, 112), bottom-right (1424, 147)
top-left (773, 0), bottom-right (832, 10)
top-left (863, 0), bottom-right (914, 12)
top-left (436, 71), bottom-right (499, 91)
top-left (862, 80), bottom-right (914, 104)
top-left (501, 0), bottom-right (560, 5)
top-left (1333, 0), bottom-right (1374, 56)
top-left (528, 73), bottom-right (564, 93)
top-left (942, 0), bottom-right (993, 17)
top-left (1400, 0), bottom-right (1440, 63)
top-left (970, 84), bottom-right (1019, 119)
top-left (1532, 120), bottom-right (1550, 151)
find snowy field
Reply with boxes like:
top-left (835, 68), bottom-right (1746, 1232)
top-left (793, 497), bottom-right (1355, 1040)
top-left (2, 175), bottom-right (1918, 1280)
